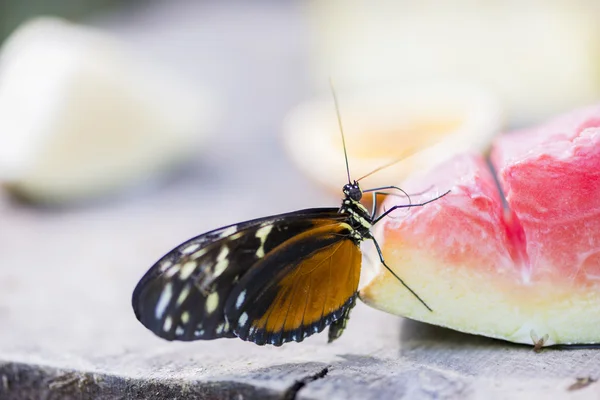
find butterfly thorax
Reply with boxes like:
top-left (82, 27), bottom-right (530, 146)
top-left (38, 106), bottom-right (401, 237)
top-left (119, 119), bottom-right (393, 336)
top-left (339, 181), bottom-right (372, 242)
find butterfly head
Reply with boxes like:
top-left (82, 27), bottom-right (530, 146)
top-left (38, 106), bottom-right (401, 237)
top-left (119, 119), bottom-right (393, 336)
top-left (343, 181), bottom-right (362, 202)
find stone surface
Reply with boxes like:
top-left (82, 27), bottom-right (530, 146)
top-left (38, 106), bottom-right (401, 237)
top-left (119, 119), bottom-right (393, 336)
top-left (1, 1), bottom-right (600, 399)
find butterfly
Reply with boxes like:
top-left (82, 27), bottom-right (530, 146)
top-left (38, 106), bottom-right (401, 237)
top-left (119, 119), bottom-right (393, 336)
top-left (132, 87), bottom-right (449, 346)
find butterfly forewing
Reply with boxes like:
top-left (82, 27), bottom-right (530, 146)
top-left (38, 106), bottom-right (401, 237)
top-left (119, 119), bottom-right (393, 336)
top-left (132, 208), bottom-right (346, 342)
top-left (225, 222), bottom-right (361, 346)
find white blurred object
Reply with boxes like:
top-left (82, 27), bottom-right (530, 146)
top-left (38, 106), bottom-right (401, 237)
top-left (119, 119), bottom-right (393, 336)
top-left (0, 17), bottom-right (216, 203)
top-left (307, 1), bottom-right (600, 124)
top-left (283, 82), bottom-right (501, 192)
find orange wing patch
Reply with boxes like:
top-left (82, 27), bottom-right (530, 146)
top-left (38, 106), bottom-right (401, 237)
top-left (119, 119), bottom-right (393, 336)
top-left (227, 222), bottom-right (361, 345)
top-left (260, 238), bottom-right (360, 341)
top-left (280, 240), bottom-right (359, 332)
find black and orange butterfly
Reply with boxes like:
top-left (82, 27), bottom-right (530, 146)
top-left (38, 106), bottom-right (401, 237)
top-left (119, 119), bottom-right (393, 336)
top-left (132, 88), bottom-right (449, 346)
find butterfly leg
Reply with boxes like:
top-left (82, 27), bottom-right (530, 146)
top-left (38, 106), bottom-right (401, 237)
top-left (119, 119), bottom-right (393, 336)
top-left (364, 186), bottom-right (413, 220)
top-left (370, 192), bottom-right (379, 220)
top-left (372, 190), bottom-right (450, 225)
top-left (370, 237), bottom-right (432, 312)
top-left (327, 294), bottom-right (357, 343)
top-left (368, 190), bottom-right (412, 220)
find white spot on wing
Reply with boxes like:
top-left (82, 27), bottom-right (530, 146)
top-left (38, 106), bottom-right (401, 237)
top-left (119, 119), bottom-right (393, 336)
top-left (158, 260), bottom-right (172, 272)
top-left (219, 226), bottom-right (237, 238)
top-left (155, 283), bottom-right (173, 320)
top-left (176, 284), bottom-right (191, 306)
top-left (181, 243), bottom-right (200, 255)
top-left (216, 323), bottom-right (224, 334)
top-left (175, 326), bottom-right (184, 336)
top-left (239, 312), bottom-right (249, 327)
top-left (164, 264), bottom-right (180, 279)
top-left (191, 248), bottom-right (208, 260)
top-left (236, 290), bottom-right (246, 309)
top-left (212, 246), bottom-right (230, 278)
top-left (179, 261), bottom-right (197, 280)
top-left (205, 292), bottom-right (220, 314)
top-left (255, 225), bottom-right (273, 258)
top-left (163, 316), bottom-right (173, 331)
top-left (181, 311), bottom-right (190, 324)
top-left (230, 232), bottom-right (243, 240)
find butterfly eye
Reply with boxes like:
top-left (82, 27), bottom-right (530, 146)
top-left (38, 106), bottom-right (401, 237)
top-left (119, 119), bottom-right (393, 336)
top-left (349, 186), bottom-right (362, 201)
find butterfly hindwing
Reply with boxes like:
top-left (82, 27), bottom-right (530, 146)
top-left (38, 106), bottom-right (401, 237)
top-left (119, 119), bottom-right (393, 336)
top-left (224, 222), bottom-right (362, 346)
top-left (327, 294), bottom-right (357, 343)
top-left (132, 208), bottom-right (345, 341)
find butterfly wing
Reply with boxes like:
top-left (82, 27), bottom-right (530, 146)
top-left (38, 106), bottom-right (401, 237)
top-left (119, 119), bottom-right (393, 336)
top-left (132, 208), bottom-right (344, 341)
top-left (225, 222), bottom-right (362, 346)
top-left (327, 295), bottom-right (356, 343)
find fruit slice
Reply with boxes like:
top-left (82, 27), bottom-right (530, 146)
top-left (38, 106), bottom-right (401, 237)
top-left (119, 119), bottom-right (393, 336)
top-left (0, 18), bottom-right (216, 203)
top-left (360, 105), bottom-right (600, 346)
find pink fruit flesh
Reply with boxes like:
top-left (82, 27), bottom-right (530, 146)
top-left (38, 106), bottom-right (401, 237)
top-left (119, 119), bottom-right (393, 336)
top-left (384, 155), bottom-right (525, 277)
top-left (491, 105), bottom-right (600, 283)
top-left (360, 105), bottom-right (600, 345)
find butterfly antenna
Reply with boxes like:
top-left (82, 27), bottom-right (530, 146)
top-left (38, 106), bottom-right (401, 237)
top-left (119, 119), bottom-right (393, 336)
top-left (357, 130), bottom-right (447, 182)
top-left (330, 78), bottom-right (351, 184)
top-left (357, 157), bottom-right (403, 182)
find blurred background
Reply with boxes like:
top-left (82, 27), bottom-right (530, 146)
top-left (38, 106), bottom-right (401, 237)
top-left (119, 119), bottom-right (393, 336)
top-left (1, 0), bottom-right (600, 355)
